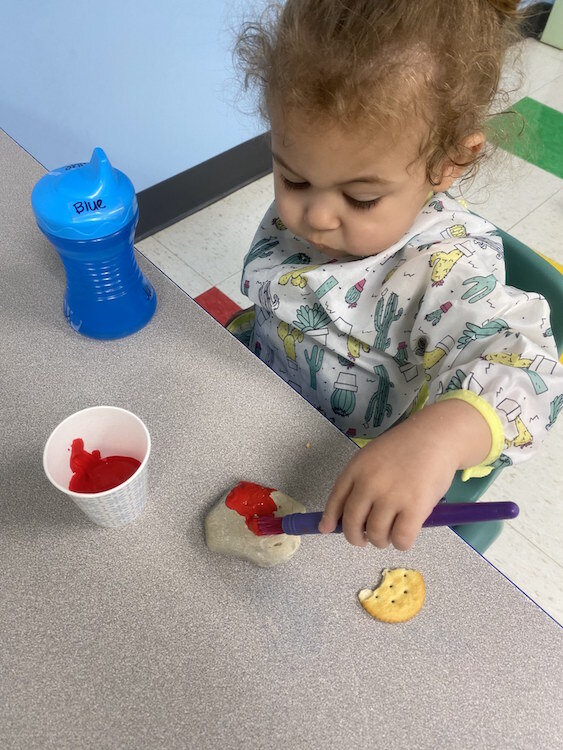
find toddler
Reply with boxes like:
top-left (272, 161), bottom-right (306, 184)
top-left (234, 0), bottom-right (563, 550)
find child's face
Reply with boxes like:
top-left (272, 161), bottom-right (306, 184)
top-left (270, 109), bottom-right (452, 259)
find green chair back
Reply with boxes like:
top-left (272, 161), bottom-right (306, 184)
top-left (448, 229), bottom-right (563, 552)
top-left (498, 229), bottom-right (563, 355)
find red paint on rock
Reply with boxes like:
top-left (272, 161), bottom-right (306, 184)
top-left (225, 480), bottom-right (278, 536)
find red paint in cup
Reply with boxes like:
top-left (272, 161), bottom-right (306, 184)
top-left (69, 438), bottom-right (141, 494)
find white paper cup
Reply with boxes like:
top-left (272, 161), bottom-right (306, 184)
top-left (43, 406), bottom-right (151, 528)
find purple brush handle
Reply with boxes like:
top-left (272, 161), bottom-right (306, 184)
top-left (281, 501), bottom-right (519, 535)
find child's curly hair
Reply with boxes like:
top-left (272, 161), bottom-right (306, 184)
top-left (234, 0), bottom-right (524, 185)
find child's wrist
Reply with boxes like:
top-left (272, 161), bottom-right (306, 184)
top-left (407, 399), bottom-right (492, 470)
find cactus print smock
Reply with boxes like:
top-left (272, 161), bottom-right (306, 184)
top-left (241, 193), bottom-right (563, 478)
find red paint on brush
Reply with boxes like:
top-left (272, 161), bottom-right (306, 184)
top-left (225, 480), bottom-right (277, 536)
top-left (69, 438), bottom-right (141, 493)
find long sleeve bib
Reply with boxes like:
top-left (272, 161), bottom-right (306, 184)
top-left (241, 194), bottom-right (563, 474)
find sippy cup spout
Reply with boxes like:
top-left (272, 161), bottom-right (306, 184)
top-left (89, 147), bottom-right (117, 192)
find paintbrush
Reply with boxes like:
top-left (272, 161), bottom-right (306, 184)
top-left (255, 500), bottom-right (519, 536)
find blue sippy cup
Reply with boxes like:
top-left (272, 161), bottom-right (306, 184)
top-left (31, 147), bottom-right (156, 339)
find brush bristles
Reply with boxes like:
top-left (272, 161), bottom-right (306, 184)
top-left (255, 516), bottom-right (284, 536)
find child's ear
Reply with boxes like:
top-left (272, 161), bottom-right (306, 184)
top-left (433, 132), bottom-right (486, 192)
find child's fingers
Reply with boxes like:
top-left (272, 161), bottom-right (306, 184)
top-left (364, 506), bottom-right (397, 549)
top-left (390, 507), bottom-right (428, 551)
top-left (318, 473), bottom-right (353, 533)
top-left (340, 490), bottom-right (374, 547)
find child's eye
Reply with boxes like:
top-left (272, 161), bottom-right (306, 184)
top-left (280, 174), bottom-right (381, 210)
top-left (345, 195), bottom-right (381, 211)
top-left (281, 175), bottom-right (309, 190)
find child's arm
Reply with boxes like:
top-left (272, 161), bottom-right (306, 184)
top-left (318, 398), bottom-right (492, 549)
top-left (319, 231), bottom-right (563, 551)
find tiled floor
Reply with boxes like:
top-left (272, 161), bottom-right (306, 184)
top-left (137, 39), bottom-right (563, 624)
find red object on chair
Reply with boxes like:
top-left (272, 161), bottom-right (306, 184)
top-left (194, 287), bottom-right (242, 326)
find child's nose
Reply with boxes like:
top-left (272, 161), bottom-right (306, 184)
top-left (305, 195), bottom-right (340, 232)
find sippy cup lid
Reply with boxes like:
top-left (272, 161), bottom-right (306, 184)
top-left (31, 147), bottom-right (137, 241)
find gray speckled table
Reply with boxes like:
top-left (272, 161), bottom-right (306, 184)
top-left (1, 130), bottom-right (561, 750)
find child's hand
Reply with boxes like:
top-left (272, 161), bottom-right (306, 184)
top-left (318, 399), bottom-right (492, 550)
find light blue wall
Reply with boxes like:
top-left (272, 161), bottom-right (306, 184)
top-left (1, 1), bottom-right (265, 192)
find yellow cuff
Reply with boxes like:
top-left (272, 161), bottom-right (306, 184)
top-left (351, 437), bottom-right (372, 448)
top-left (436, 390), bottom-right (505, 481)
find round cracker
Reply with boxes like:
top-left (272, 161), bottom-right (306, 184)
top-left (358, 568), bottom-right (425, 623)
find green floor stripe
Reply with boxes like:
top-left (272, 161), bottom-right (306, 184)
top-left (486, 97), bottom-right (563, 180)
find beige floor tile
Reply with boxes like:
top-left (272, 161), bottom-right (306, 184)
top-left (217, 272), bottom-right (251, 310)
top-left (136, 236), bottom-right (211, 298)
top-left (481, 418), bottom-right (563, 567)
top-left (449, 152), bottom-right (562, 230)
top-left (531, 73), bottom-right (563, 112)
top-left (499, 38), bottom-right (563, 108)
top-left (148, 174), bottom-right (274, 286)
top-left (483, 523), bottom-right (562, 625)
top-left (509, 187), bottom-right (563, 265)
